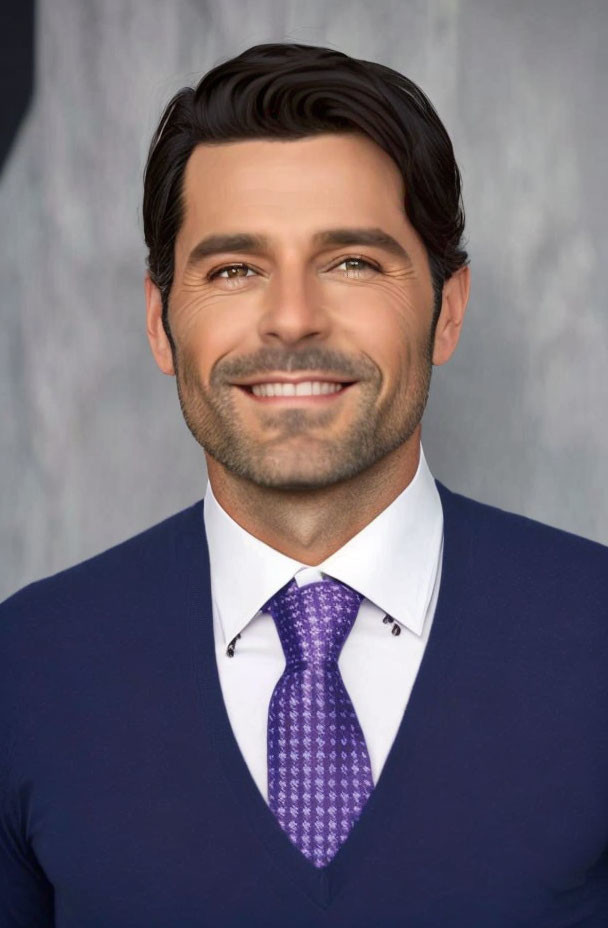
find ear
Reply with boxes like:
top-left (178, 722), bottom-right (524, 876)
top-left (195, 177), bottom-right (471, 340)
top-left (145, 275), bottom-right (175, 376)
top-left (432, 265), bottom-right (471, 366)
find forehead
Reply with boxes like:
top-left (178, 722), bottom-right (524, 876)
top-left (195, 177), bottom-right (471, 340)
top-left (179, 133), bottom-right (407, 242)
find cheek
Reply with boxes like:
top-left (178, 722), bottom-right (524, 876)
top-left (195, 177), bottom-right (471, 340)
top-left (347, 286), bottom-right (422, 384)
top-left (173, 294), bottom-right (257, 386)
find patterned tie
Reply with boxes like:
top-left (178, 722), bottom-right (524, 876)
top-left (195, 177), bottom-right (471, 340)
top-left (262, 576), bottom-right (375, 868)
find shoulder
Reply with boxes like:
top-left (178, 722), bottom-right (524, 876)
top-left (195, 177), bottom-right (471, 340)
top-left (437, 480), bottom-right (608, 615)
top-left (438, 479), bottom-right (608, 558)
top-left (0, 499), bottom-right (204, 643)
top-left (0, 500), bottom-right (205, 772)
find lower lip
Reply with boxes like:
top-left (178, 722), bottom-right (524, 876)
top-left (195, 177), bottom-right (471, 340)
top-left (236, 384), bottom-right (355, 404)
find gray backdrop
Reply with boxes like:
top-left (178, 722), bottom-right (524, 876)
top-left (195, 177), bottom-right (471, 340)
top-left (2, 0), bottom-right (607, 602)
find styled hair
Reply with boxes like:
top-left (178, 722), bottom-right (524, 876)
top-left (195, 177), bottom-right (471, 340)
top-left (143, 42), bottom-right (468, 352)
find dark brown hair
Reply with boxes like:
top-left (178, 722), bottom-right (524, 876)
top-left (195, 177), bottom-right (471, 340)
top-left (143, 42), bottom-right (468, 353)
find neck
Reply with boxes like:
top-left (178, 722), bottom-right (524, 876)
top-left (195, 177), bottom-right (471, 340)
top-left (205, 429), bottom-right (421, 565)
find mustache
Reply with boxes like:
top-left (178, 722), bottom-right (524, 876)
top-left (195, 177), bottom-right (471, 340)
top-left (210, 347), bottom-right (378, 385)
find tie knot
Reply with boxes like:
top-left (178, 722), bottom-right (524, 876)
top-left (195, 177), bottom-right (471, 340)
top-left (262, 577), bottom-right (364, 667)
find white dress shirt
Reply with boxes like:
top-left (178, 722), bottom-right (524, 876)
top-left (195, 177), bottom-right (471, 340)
top-left (204, 445), bottom-right (444, 803)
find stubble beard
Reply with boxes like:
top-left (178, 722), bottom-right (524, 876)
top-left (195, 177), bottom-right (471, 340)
top-left (173, 341), bottom-right (433, 492)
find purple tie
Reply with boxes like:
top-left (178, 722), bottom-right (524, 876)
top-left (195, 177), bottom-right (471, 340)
top-left (262, 576), bottom-right (375, 868)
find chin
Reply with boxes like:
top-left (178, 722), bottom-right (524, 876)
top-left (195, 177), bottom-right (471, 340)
top-left (244, 455), bottom-right (368, 490)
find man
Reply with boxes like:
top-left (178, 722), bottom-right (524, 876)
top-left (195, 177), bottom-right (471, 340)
top-left (1, 42), bottom-right (606, 927)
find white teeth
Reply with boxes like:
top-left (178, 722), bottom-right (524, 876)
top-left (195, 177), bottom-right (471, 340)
top-left (250, 381), bottom-right (345, 397)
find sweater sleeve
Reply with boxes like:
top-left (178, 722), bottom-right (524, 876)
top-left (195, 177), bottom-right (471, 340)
top-left (0, 589), bottom-right (54, 925)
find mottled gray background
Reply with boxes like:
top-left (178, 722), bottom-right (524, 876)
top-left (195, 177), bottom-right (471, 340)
top-left (2, 0), bottom-right (607, 601)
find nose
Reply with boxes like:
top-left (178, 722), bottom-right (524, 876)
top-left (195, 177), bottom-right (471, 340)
top-left (257, 263), bottom-right (332, 346)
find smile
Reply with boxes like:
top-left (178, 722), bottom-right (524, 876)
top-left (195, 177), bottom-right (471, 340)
top-left (236, 381), bottom-right (357, 403)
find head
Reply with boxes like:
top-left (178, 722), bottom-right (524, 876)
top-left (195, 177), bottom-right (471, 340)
top-left (144, 43), bottom-right (470, 491)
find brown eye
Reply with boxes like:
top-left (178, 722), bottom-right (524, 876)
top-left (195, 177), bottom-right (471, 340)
top-left (208, 263), bottom-right (256, 281)
top-left (334, 257), bottom-right (379, 278)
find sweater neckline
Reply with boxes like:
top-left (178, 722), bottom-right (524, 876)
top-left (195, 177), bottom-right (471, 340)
top-left (183, 480), bottom-right (471, 911)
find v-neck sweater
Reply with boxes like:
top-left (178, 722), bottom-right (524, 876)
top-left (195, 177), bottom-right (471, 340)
top-left (1, 482), bottom-right (607, 926)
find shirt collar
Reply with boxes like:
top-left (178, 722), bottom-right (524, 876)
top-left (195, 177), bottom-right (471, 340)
top-left (203, 445), bottom-right (443, 645)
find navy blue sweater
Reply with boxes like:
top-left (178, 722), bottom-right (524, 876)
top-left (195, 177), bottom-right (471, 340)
top-left (1, 482), bottom-right (607, 926)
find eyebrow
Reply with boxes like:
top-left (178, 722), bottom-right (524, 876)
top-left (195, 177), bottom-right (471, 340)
top-left (185, 227), bottom-right (412, 269)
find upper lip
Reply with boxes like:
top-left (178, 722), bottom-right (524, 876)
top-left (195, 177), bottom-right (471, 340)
top-left (232, 375), bottom-right (356, 387)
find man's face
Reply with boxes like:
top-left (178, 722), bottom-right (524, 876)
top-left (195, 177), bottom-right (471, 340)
top-left (162, 132), bottom-right (439, 490)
